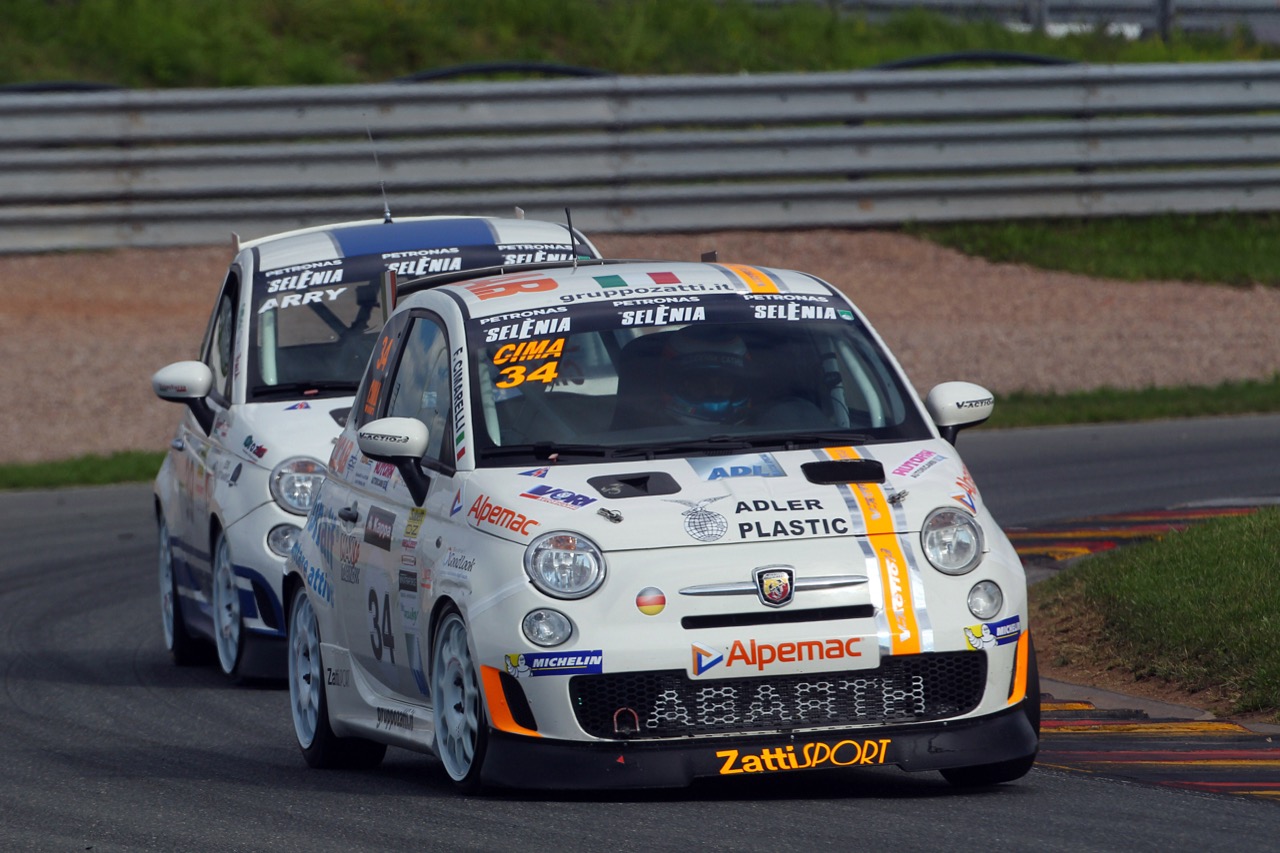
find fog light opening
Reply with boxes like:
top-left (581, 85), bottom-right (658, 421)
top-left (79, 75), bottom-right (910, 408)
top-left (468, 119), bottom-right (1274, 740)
top-left (967, 580), bottom-right (1003, 620)
top-left (522, 609), bottom-right (573, 647)
top-left (267, 524), bottom-right (301, 558)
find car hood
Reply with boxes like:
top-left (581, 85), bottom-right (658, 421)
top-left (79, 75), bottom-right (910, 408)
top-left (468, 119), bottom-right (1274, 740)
top-left (216, 398), bottom-right (352, 469)
top-left (464, 441), bottom-right (988, 550)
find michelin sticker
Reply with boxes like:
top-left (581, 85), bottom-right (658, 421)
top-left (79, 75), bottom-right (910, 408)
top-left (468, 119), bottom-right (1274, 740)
top-left (964, 615), bottom-right (1022, 649)
top-left (504, 650), bottom-right (604, 678)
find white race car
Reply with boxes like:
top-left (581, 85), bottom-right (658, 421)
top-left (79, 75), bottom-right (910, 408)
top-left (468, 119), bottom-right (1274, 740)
top-left (151, 216), bottom-right (600, 681)
top-left (284, 258), bottom-right (1038, 790)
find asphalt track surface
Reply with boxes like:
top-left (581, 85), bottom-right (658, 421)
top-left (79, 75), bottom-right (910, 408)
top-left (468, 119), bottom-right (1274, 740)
top-left (3, 415), bottom-right (1280, 852)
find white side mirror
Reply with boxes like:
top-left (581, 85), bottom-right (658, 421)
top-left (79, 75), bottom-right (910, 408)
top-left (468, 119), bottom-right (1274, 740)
top-left (925, 381), bottom-right (994, 444)
top-left (357, 417), bottom-right (430, 461)
top-left (152, 361), bottom-right (213, 401)
top-left (356, 417), bottom-right (432, 507)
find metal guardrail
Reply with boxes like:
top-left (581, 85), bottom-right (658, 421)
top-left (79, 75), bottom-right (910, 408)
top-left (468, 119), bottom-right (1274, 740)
top-left (3, 61), bottom-right (1280, 252)
top-left (822, 1), bottom-right (1280, 40)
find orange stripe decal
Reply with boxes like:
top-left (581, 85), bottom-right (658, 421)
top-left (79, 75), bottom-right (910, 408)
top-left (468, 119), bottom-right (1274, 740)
top-left (722, 263), bottom-right (780, 293)
top-left (828, 446), bottom-right (922, 655)
top-left (871, 535), bottom-right (922, 655)
top-left (480, 665), bottom-right (541, 738)
top-left (1007, 630), bottom-right (1029, 705)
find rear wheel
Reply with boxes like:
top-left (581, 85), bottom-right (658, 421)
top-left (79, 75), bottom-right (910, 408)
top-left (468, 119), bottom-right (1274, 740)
top-left (431, 607), bottom-right (489, 793)
top-left (211, 531), bottom-right (245, 680)
top-left (941, 638), bottom-right (1040, 787)
top-left (158, 512), bottom-right (200, 665)
top-left (288, 584), bottom-right (386, 770)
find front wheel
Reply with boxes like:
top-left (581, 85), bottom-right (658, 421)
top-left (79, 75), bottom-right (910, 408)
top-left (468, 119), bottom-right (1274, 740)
top-left (158, 512), bottom-right (200, 666)
top-left (431, 607), bottom-right (489, 793)
top-left (210, 531), bottom-right (245, 680)
top-left (287, 584), bottom-right (386, 770)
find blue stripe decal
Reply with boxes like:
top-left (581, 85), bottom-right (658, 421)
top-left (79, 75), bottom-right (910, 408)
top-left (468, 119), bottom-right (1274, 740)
top-left (329, 218), bottom-right (496, 257)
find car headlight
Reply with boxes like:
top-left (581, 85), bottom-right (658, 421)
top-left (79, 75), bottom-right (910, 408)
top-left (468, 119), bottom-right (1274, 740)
top-left (921, 507), bottom-right (984, 575)
top-left (523, 531), bottom-right (606, 599)
top-left (269, 456), bottom-right (326, 515)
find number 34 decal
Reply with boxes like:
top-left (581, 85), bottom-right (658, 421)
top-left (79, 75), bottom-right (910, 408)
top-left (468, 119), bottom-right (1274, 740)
top-left (496, 361), bottom-right (559, 389)
top-left (368, 589), bottom-right (396, 664)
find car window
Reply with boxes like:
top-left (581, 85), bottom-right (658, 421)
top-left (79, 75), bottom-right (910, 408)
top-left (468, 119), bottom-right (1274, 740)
top-left (205, 285), bottom-right (237, 403)
top-left (353, 311), bottom-right (412, 430)
top-left (466, 293), bottom-right (931, 462)
top-left (251, 264), bottom-right (388, 397)
top-left (385, 314), bottom-right (453, 465)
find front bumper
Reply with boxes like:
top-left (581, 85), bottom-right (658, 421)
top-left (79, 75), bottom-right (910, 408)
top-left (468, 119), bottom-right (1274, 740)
top-left (479, 703), bottom-right (1037, 790)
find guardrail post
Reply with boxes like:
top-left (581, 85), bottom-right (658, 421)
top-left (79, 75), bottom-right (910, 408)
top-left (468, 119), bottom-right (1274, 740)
top-left (1157, 0), bottom-right (1175, 42)
top-left (1028, 0), bottom-right (1049, 33)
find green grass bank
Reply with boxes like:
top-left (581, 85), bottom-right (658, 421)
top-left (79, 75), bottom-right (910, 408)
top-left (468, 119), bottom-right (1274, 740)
top-left (1031, 508), bottom-right (1280, 720)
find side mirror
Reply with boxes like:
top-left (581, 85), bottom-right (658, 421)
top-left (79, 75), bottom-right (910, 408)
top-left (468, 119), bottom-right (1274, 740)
top-left (924, 381), bottom-right (994, 445)
top-left (357, 417), bottom-right (432, 506)
top-left (152, 361), bottom-right (216, 433)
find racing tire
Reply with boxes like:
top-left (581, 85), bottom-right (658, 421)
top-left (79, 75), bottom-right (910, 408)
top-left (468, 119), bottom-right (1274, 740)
top-left (431, 607), bottom-right (490, 794)
top-left (158, 512), bottom-right (201, 666)
top-left (287, 584), bottom-right (387, 770)
top-left (210, 531), bottom-right (246, 681)
top-left (941, 638), bottom-right (1041, 788)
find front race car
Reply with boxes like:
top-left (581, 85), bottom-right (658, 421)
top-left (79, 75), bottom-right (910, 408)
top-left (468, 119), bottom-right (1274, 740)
top-left (448, 447), bottom-right (1036, 789)
top-left (318, 260), bottom-right (1037, 791)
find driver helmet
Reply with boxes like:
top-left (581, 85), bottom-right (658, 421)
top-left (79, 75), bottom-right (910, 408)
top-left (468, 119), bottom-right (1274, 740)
top-left (659, 327), bottom-right (751, 425)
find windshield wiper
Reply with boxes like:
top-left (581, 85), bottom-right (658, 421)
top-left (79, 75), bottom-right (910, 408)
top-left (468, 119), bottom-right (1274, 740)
top-left (629, 435), bottom-right (756, 457)
top-left (250, 380), bottom-right (360, 399)
top-left (776, 431), bottom-right (877, 450)
top-left (482, 442), bottom-right (618, 461)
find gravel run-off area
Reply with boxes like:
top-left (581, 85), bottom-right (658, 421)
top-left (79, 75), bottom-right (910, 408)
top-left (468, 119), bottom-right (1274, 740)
top-left (3, 228), bottom-right (1280, 465)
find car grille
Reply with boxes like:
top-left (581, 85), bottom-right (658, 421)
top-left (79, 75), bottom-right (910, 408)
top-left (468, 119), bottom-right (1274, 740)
top-left (568, 653), bottom-right (986, 740)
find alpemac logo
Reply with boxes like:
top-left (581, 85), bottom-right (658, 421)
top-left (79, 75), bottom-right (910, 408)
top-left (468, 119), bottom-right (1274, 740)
top-left (692, 636), bottom-right (864, 676)
top-left (467, 494), bottom-right (539, 536)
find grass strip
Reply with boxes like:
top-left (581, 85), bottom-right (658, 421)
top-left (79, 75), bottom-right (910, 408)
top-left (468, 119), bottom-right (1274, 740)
top-left (1030, 508), bottom-right (1280, 717)
top-left (906, 213), bottom-right (1280, 288)
top-left (985, 374), bottom-right (1280, 428)
top-left (3, 0), bottom-right (1279, 89)
top-left (0, 451), bottom-right (164, 490)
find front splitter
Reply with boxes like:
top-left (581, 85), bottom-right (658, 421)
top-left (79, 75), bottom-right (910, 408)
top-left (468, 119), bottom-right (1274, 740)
top-left (480, 704), bottom-right (1037, 790)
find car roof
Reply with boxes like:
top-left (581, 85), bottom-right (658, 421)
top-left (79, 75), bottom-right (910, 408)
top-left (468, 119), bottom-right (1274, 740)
top-left (238, 216), bottom-right (589, 274)
top-left (403, 259), bottom-right (838, 320)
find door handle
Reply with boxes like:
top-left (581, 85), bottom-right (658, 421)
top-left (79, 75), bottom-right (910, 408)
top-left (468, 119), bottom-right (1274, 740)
top-left (338, 506), bottom-right (359, 523)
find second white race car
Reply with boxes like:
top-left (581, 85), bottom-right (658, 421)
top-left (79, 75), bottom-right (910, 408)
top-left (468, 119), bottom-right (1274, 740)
top-left (152, 215), bottom-right (600, 681)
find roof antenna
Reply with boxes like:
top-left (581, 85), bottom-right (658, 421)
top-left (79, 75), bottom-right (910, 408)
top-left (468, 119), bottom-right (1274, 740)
top-left (368, 127), bottom-right (393, 224)
top-left (513, 206), bottom-right (525, 219)
top-left (565, 207), bottom-right (578, 270)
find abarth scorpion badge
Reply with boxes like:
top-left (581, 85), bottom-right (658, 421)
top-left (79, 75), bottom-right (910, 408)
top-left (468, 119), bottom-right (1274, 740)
top-left (753, 565), bottom-right (795, 608)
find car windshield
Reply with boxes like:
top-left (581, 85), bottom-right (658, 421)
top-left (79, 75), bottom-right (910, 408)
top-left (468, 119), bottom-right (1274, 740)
top-left (467, 292), bottom-right (931, 463)
top-left (247, 255), bottom-right (394, 401)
